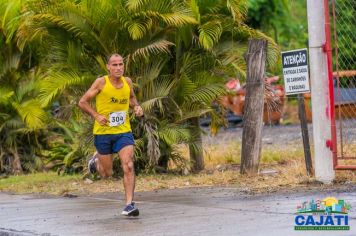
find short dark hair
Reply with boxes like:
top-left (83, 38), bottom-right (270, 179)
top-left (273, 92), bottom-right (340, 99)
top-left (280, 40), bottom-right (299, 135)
top-left (106, 53), bottom-right (123, 64)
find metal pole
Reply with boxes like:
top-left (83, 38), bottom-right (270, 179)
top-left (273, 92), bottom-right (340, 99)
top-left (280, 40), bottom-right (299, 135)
top-left (324, 0), bottom-right (338, 168)
top-left (306, 0), bottom-right (335, 183)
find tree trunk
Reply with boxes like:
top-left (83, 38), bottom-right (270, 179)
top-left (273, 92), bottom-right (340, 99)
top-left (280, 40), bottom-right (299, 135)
top-left (189, 117), bottom-right (204, 172)
top-left (240, 39), bottom-right (267, 175)
top-left (10, 147), bottom-right (23, 174)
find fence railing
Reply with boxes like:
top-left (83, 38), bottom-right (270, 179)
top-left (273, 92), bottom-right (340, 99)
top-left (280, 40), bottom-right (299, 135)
top-left (329, 0), bottom-right (356, 169)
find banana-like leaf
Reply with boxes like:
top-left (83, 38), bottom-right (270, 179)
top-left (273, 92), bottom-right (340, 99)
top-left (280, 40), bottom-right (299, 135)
top-left (38, 70), bottom-right (91, 106)
top-left (11, 99), bottom-right (48, 130)
top-left (186, 83), bottom-right (226, 104)
top-left (198, 20), bottom-right (223, 50)
top-left (158, 124), bottom-right (191, 145)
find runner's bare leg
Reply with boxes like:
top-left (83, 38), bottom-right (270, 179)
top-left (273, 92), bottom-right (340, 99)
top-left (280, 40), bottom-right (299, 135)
top-left (119, 145), bottom-right (135, 204)
top-left (95, 154), bottom-right (113, 178)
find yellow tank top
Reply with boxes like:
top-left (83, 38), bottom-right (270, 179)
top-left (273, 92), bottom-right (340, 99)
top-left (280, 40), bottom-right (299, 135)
top-left (93, 76), bottom-right (131, 135)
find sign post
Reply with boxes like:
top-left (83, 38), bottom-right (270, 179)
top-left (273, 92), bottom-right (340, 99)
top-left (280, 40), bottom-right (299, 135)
top-left (282, 48), bottom-right (313, 176)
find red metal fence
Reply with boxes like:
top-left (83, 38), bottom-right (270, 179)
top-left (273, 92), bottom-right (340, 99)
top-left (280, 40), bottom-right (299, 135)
top-left (326, 0), bottom-right (356, 170)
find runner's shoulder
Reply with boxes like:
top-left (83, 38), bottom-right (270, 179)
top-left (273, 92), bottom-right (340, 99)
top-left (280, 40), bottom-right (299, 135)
top-left (124, 76), bottom-right (133, 85)
top-left (94, 76), bottom-right (106, 90)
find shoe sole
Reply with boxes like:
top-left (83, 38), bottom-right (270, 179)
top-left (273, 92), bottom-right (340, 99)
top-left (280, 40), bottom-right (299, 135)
top-left (88, 161), bottom-right (96, 174)
top-left (122, 209), bottom-right (139, 217)
top-left (88, 153), bottom-right (98, 174)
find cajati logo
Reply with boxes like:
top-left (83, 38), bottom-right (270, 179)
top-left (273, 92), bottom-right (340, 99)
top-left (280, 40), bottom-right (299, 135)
top-left (294, 197), bottom-right (351, 231)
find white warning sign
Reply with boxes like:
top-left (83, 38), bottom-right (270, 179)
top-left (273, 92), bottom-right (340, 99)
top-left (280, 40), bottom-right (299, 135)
top-left (282, 48), bottom-right (310, 95)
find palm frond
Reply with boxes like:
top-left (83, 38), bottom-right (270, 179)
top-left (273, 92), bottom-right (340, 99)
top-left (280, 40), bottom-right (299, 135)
top-left (0, 87), bottom-right (14, 105)
top-left (0, 0), bottom-right (22, 41)
top-left (139, 74), bottom-right (178, 115)
top-left (127, 22), bottom-right (147, 40)
top-left (234, 24), bottom-right (280, 70)
top-left (130, 39), bottom-right (174, 61)
top-left (0, 117), bottom-right (23, 132)
top-left (196, 0), bottom-right (223, 14)
top-left (198, 20), bottom-right (222, 50)
top-left (15, 79), bottom-right (36, 103)
top-left (55, 121), bottom-right (75, 141)
top-left (141, 0), bottom-right (197, 26)
top-left (11, 99), bottom-right (48, 129)
top-left (63, 150), bottom-right (77, 167)
top-left (174, 74), bottom-right (197, 104)
top-left (126, 0), bottom-right (147, 11)
top-left (32, 13), bottom-right (85, 38)
top-left (132, 59), bottom-right (167, 88)
top-left (158, 10), bottom-right (197, 26)
top-left (38, 70), bottom-right (92, 106)
top-left (179, 52), bottom-right (203, 75)
top-left (191, 71), bottom-right (225, 87)
top-left (186, 83), bottom-right (226, 104)
top-left (213, 41), bottom-right (247, 80)
top-left (30, 3), bottom-right (110, 53)
top-left (0, 112), bottom-right (10, 121)
top-left (226, 0), bottom-right (248, 22)
top-left (0, 52), bottom-right (21, 77)
top-left (158, 123), bottom-right (190, 145)
top-left (188, 0), bottom-right (201, 23)
top-left (178, 108), bottom-right (213, 122)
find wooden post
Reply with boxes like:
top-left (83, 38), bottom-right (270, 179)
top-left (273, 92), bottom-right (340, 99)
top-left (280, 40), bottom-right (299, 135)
top-left (189, 117), bottom-right (204, 172)
top-left (240, 39), bottom-right (267, 175)
top-left (298, 94), bottom-right (313, 176)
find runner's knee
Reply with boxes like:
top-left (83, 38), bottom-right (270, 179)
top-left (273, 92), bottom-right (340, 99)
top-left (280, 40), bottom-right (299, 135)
top-left (123, 161), bottom-right (134, 173)
top-left (107, 169), bottom-right (113, 177)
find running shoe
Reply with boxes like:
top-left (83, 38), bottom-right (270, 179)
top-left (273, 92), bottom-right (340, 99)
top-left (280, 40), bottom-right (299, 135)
top-left (121, 202), bottom-right (139, 216)
top-left (88, 153), bottom-right (97, 174)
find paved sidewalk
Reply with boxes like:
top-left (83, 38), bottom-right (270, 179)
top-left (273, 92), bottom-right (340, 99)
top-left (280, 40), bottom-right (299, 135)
top-left (0, 186), bottom-right (355, 236)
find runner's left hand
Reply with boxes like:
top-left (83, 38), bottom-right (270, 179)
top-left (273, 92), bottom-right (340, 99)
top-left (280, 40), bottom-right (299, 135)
top-left (134, 105), bottom-right (143, 117)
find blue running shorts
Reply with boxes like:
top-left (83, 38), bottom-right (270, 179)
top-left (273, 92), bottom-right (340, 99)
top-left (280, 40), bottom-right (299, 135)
top-left (94, 132), bottom-right (135, 155)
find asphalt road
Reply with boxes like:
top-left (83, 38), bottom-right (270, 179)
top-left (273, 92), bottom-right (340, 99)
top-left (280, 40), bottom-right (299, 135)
top-left (1, 186), bottom-right (355, 236)
top-left (203, 118), bottom-right (356, 149)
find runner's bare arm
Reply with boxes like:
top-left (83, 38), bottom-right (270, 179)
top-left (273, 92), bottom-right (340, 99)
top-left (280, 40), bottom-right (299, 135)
top-left (125, 77), bottom-right (143, 117)
top-left (78, 77), bottom-right (107, 125)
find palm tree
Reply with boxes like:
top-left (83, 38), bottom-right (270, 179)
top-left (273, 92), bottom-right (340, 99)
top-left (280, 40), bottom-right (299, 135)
top-left (0, 0), bottom-right (52, 174)
top-left (167, 0), bottom-right (279, 171)
top-left (0, 42), bottom-right (49, 173)
top-left (7, 0), bottom-right (279, 174)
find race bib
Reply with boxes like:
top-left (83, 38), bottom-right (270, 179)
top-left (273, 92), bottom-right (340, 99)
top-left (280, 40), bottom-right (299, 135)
top-left (109, 111), bottom-right (126, 127)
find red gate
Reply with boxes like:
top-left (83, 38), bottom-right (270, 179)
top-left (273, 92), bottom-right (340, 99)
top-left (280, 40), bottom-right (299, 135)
top-left (325, 0), bottom-right (356, 170)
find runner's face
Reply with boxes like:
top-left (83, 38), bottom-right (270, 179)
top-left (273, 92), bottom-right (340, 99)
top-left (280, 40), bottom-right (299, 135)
top-left (107, 56), bottom-right (124, 78)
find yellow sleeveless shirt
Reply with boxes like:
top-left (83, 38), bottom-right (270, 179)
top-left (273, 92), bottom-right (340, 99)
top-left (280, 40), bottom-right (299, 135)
top-left (93, 76), bottom-right (131, 135)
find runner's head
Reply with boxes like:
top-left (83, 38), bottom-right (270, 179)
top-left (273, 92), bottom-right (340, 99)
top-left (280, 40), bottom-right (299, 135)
top-left (106, 53), bottom-right (124, 79)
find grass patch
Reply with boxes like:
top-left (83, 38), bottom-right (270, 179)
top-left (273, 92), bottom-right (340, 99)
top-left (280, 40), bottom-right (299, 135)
top-left (178, 141), bottom-right (307, 168)
top-left (203, 142), bottom-right (242, 168)
top-left (1, 143), bottom-right (355, 196)
top-left (0, 171), bottom-right (241, 195)
top-left (261, 145), bottom-right (306, 164)
top-left (0, 172), bottom-right (82, 195)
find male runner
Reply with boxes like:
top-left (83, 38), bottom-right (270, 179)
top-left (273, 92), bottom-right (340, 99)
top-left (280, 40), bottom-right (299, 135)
top-left (78, 53), bottom-right (143, 216)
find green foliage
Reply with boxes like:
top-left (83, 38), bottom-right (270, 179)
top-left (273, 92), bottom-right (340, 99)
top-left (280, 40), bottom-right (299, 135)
top-left (0, 28), bottom-right (49, 174)
top-left (42, 119), bottom-right (93, 174)
top-left (0, 0), bottom-right (280, 175)
top-left (334, 0), bottom-right (355, 70)
top-left (247, 0), bottom-right (308, 49)
top-left (246, 0), bottom-right (308, 77)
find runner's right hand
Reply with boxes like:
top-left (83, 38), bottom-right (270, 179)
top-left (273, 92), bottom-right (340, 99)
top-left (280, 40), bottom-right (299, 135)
top-left (95, 114), bottom-right (107, 125)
